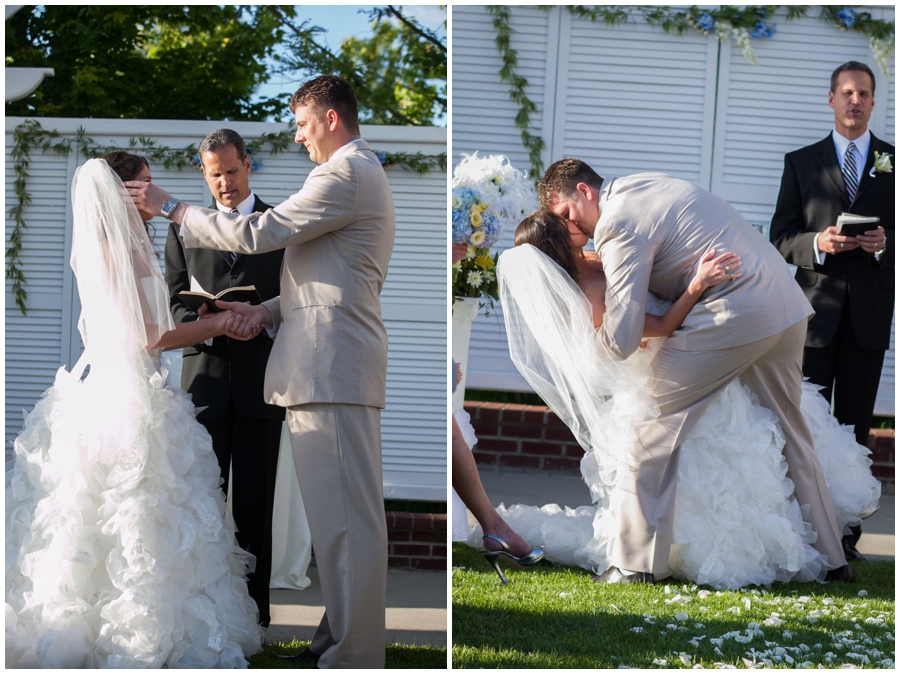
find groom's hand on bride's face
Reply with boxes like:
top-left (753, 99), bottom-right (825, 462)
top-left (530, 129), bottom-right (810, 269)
top-left (124, 181), bottom-right (173, 217)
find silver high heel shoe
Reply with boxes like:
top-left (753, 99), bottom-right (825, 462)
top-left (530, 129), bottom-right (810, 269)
top-left (481, 534), bottom-right (546, 585)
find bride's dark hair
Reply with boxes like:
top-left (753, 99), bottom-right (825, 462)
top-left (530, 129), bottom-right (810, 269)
top-left (514, 210), bottom-right (583, 282)
top-left (101, 151), bottom-right (149, 182)
top-left (101, 151), bottom-right (156, 244)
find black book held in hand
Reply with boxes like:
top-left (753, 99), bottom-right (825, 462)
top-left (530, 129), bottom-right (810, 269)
top-left (176, 286), bottom-right (262, 313)
top-left (836, 212), bottom-right (880, 238)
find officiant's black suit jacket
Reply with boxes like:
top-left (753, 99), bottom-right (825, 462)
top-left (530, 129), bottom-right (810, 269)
top-left (164, 196), bottom-right (285, 421)
top-left (770, 133), bottom-right (894, 352)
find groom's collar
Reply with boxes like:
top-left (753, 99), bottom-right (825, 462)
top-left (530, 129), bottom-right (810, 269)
top-left (597, 178), bottom-right (614, 215)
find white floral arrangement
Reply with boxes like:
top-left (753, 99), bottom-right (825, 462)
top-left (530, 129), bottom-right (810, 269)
top-left (451, 153), bottom-right (537, 310)
top-left (451, 152), bottom-right (537, 248)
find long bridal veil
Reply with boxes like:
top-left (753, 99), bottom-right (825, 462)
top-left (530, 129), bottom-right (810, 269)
top-left (71, 159), bottom-right (173, 354)
top-left (497, 243), bottom-right (659, 506)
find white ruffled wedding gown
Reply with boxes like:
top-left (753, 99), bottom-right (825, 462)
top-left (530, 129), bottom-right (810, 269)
top-left (5, 159), bottom-right (262, 668)
top-left (461, 244), bottom-right (881, 589)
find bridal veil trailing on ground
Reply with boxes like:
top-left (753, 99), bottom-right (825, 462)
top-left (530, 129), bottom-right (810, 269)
top-left (6, 159), bottom-right (262, 667)
top-left (486, 244), bottom-right (880, 589)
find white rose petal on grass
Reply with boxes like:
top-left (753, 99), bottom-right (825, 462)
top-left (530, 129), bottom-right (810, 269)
top-left (630, 626), bottom-right (644, 633)
top-left (651, 659), bottom-right (667, 667)
top-left (675, 612), bottom-right (689, 622)
top-left (697, 590), bottom-right (711, 599)
top-left (857, 590), bottom-right (868, 597)
top-left (678, 653), bottom-right (692, 666)
top-left (823, 597), bottom-right (834, 605)
top-left (743, 598), bottom-right (752, 610)
top-left (726, 606), bottom-right (741, 615)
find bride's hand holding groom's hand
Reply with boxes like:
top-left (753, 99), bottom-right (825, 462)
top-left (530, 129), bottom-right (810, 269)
top-left (210, 300), bottom-right (273, 341)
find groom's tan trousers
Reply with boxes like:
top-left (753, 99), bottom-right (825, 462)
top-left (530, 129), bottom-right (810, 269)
top-left (609, 319), bottom-right (846, 576)
top-left (287, 403), bottom-right (387, 669)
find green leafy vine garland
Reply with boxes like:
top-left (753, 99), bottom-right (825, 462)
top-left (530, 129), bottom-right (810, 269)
top-left (489, 5), bottom-right (895, 178)
top-left (7, 119), bottom-right (446, 314)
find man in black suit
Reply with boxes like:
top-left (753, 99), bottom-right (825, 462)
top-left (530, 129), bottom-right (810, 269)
top-left (771, 61), bottom-right (893, 563)
top-left (165, 128), bottom-right (285, 626)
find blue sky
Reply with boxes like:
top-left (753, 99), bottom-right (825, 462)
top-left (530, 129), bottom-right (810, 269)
top-left (253, 5), bottom-right (447, 124)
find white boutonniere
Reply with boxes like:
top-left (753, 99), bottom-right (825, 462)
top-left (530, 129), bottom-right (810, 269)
top-left (869, 151), bottom-right (892, 177)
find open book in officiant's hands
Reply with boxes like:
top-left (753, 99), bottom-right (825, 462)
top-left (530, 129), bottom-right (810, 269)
top-left (177, 284), bottom-right (262, 313)
top-left (836, 212), bottom-right (880, 238)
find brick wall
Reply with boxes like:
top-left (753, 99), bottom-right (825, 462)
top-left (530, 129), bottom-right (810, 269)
top-left (386, 512), bottom-right (447, 570)
top-left (464, 401), bottom-right (584, 471)
top-left (869, 428), bottom-right (895, 494)
top-left (464, 400), bottom-right (895, 493)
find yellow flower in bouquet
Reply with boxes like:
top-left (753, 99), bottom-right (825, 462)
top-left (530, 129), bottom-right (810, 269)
top-left (470, 211), bottom-right (483, 227)
top-left (475, 254), bottom-right (495, 270)
top-left (469, 230), bottom-right (486, 246)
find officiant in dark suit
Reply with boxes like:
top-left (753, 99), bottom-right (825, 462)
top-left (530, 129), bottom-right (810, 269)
top-left (770, 61), bottom-right (894, 563)
top-left (164, 128), bottom-right (285, 626)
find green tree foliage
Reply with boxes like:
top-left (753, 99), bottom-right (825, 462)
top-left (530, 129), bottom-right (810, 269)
top-left (5, 5), bottom-right (296, 121)
top-left (270, 5), bottom-right (446, 126)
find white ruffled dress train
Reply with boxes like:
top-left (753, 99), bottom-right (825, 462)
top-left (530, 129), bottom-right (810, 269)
top-left (5, 354), bottom-right (263, 668)
top-left (462, 379), bottom-right (880, 589)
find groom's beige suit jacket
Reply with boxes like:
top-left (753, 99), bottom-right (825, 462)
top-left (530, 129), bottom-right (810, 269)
top-left (592, 172), bottom-right (845, 575)
top-left (594, 172), bottom-right (813, 360)
top-left (181, 139), bottom-right (395, 409)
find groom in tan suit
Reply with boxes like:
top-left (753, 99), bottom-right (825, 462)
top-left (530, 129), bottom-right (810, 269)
top-left (127, 75), bottom-right (395, 668)
top-left (540, 158), bottom-right (853, 585)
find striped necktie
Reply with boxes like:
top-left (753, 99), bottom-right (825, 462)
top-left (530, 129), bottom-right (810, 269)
top-left (230, 208), bottom-right (238, 261)
top-left (842, 142), bottom-right (859, 202)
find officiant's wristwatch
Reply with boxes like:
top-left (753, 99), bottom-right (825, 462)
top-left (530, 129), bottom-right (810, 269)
top-left (161, 199), bottom-right (181, 220)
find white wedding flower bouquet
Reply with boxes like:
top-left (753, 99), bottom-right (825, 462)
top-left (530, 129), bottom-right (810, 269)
top-left (452, 153), bottom-right (537, 308)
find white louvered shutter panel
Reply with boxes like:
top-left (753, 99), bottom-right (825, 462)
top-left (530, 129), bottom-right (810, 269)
top-left (5, 119), bottom-right (449, 495)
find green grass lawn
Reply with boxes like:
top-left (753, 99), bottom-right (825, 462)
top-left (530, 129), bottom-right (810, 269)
top-left (452, 543), bottom-right (894, 668)
top-left (249, 639), bottom-right (447, 668)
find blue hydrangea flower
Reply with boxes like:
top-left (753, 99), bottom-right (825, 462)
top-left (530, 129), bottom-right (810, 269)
top-left (452, 210), bottom-right (472, 245)
top-left (248, 153), bottom-right (263, 172)
top-left (480, 210), bottom-right (502, 247)
top-left (749, 21), bottom-right (776, 39)
top-left (837, 7), bottom-right (856, 29)
top-left (375, 151), bottom-right (388, 165)
top-left (452, 186), bottom-right (479, 244)
top-left (697, 12), bottom-right (715, 32)
top-left (191, 151), bottom-right (202, 169)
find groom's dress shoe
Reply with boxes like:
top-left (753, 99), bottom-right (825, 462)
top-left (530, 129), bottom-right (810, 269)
top-left (842, 537), bottom-right (866, 563)
top-left (825, 564), bottom-right (856, 583)
top-left (592, 567), bottom-right (655, 585)
top-left (278, 648), bottom-right (321, 665)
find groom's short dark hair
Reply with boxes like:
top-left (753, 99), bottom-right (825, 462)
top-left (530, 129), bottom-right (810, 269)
top-left (290, 75), bottom-right (360, 135)
top-left (538, 158), bottom-right (604, 207)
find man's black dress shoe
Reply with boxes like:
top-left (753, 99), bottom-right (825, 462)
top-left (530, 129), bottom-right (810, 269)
top-left (825, 564), bottom-right (856, 583)
top-left (592, 566), bottom-right (655, 585)
top-left (278, 648), bottom-right (321, 665)
top-left (842, 539), bottom-right (867, 562)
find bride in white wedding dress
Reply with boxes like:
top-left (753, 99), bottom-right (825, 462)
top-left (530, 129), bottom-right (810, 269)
top-left (5, 158), bottom-right (263, 667)
top-left (475, 210), bottom-right (880, 590)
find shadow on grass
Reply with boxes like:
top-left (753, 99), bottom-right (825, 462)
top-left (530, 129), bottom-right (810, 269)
top-left (452, 543), bottom-right (895, 668)
top-left (250, 640), bottom-right (447, 669)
